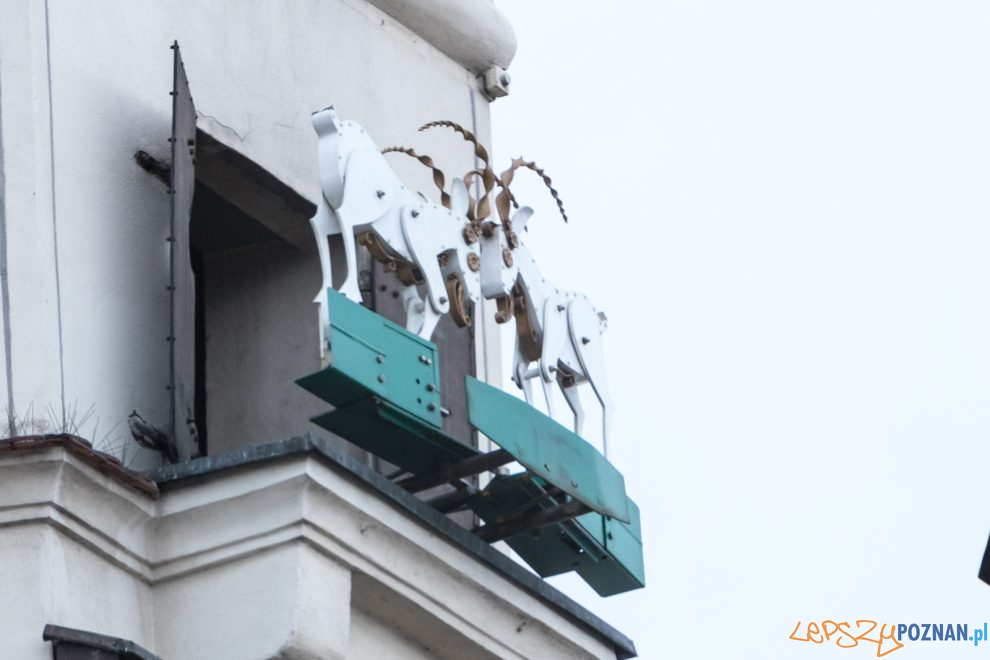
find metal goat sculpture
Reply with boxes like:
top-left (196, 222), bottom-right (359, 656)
top-left (308, 108), bottom-right (481, 347)
top-left (308, 108), bottom-right (613, 452)
top-left (480, 162), bottom-right (613, 454)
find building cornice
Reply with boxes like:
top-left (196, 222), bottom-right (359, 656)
top-left (0, 435), bottom-right (158, 496)
top-left (0, 437), bottom-right (636, 659)
top-left (365, 0), bottom-right (517, 74)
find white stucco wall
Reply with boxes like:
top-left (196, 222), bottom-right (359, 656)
top-left (0, 445), bottom-right (625, 659)
top-left (349, 608), bottom-right (450, 660)
top-left (0, 448), bottom-right (156, 660)
top-left (0, 2), bottom-right (66, 436)
top-left (0, 0), bottom-right (510, 460)
top-left (0, 7), bottom-right (635, 659)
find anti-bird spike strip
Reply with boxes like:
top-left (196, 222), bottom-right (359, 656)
top-left (381, 146), bottom-right (451, 208)
top-left (419, 120), bottom-right (497, 225)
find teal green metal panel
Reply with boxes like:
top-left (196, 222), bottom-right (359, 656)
top-left (469, 474), bottom-right (606, 576)
top-left (605, 502), bottom-right (644, 574)
top-left (465, 377), bottom-right (630, 523)
top-left (467, 474), bottom-right (645, 596)
top-left (296, 289), bottom-right (442, 428)
top-left (310, 397), bottom-right (476, 475)
top-left (294, 290), bottom-right (646, 596)
top-left (576, 501), bottom-right (646, 597)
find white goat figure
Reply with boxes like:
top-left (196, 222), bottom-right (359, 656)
top-left (479, 160), bottom-right (614, 455)
top-left (307, 108), bottom-right (480, 347)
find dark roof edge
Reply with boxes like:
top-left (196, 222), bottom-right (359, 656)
top-left (1, 435), bottom-right (159, 497)
top-left (43, 623), bottom-right (162, 660)
top-left (150, 434), bottom-right (638, 659)
top-left (978, 528), bottom-right (990, 586)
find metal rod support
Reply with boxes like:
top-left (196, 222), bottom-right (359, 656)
top-left (474, 498), bottom-right (591, 543)
top-left (397, 448), bottom-right (512, 493)
top-left (424, 483), bottom-right (479, 513)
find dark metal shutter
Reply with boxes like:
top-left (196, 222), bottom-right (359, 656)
top-left (169, 42), bottom-right (196, 460)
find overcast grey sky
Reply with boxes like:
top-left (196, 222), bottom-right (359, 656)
top-left (492, 2), bottom-right (990, 657)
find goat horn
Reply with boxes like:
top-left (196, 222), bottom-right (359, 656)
top-left (496, 158), bottom-right (568, 226)
top-left (419, 121), bottom-right (497, 225)
top-left (463, 168), bottom-right (498, 225)
top-left (382, 146), bottom-right (450, 208)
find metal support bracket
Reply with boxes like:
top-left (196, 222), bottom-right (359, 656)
top-left (296, 288), bottom-right (644, 596)
top-left (397, 448), bottom-right (512, 493)
top-left (474, 499), bottom-right (589, 543)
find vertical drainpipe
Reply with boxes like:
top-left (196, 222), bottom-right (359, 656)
top-left (0, 75), bottom-right (14, 437)
top-left (43, 0), bottom-right (66, 430)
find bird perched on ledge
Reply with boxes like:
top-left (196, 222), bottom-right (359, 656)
top-left (127, 411), bottom-right (177, 463)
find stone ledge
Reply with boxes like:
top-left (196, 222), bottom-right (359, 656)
top-left (0, 435), bottom-right (158, 497)
top-left (364, 0), bottom-right (517, 74)
top-left (153, 435), bottom-right (637, 659)
top-left (0, 436), bottom-right (637, 659)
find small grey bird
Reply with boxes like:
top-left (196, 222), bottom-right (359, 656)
top-left (128, 411), bottom-right (178, 463)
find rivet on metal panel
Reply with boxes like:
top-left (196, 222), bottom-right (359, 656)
top-left (411, 210), bottom-right (419, 218)
top-left (463, 225), bottom-right (480, 244)
top-left (376, 355), bottom-right (385, 363)
top-left (377, 375), bottom-right (386, 383)
top-left (427, 403), bottom-right (436, 412)
top-left (376, 190), bottom-right (385, 199)
top-left (418, 355), bottom-right (432, 365)
top-left (467, 252), bottom-right (481, 272)
top-left (426, 383), bottom-right (435, 392)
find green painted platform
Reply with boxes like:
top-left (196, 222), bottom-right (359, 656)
top-left (297, 289), bottom-right (442, 429)
top-left (469, 475), bottom-right (644, 596)
top-left (466, 377), bottom-right (629, 522)
top-left (296, 288), bottom-right (645, 596)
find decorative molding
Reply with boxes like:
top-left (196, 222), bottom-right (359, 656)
top-left (0, 443), bottom-right (634, 659)
top-left (365, 0), bottom-right (517, 74)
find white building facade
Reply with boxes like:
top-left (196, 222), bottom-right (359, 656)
top-left (0, 1), bottom-right (637, 658)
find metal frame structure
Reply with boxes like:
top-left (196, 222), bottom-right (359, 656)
top-left (297, 288), bottom-right (644, 596)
